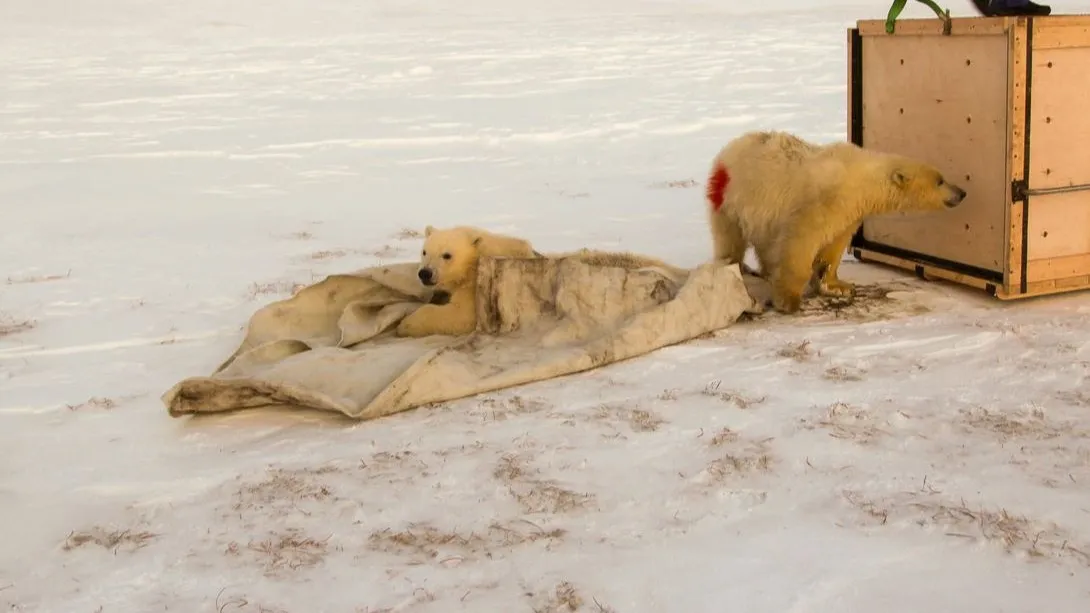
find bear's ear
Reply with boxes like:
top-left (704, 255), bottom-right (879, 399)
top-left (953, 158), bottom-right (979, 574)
top-left (471, 236), bottom-right (483, 247)
top-left (424, 225), bottom-right (436, 237)
top-left (891, 169), bottom-right (909, 189)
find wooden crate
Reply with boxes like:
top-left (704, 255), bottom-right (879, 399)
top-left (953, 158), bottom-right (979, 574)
top-left (847, 15), bottom-right (1090, 299)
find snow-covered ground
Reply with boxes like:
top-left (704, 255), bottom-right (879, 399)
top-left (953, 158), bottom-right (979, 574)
top-left (3, 0), bottom-right (1090, 610)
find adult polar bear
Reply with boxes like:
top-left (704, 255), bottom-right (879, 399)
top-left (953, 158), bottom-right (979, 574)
top-left (705, 130), bottom-right (967, 314)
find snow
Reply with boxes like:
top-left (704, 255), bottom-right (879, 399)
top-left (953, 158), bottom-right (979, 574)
top-left (3, 0), bottom-right (1090, 610)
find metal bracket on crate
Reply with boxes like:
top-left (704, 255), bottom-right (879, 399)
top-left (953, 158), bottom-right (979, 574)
top-left (1011, 179), bottom-right (1029, 202)
top-left (1015, 181), bottom-right (1090, 200)
top-left (885, 0), bottom-right (954, 35)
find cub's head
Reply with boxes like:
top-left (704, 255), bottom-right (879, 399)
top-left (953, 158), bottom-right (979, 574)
top-left (415, 225), bottom-right (482, 292)
top-left (888, 158), bottom-right (967, 212)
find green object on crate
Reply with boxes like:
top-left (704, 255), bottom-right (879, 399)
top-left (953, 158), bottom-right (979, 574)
top-left (886, 0), bottom-right (953, 35)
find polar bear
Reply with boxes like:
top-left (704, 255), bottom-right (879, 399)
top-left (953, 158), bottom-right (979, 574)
top-left (395, 225), bottom-right (539, 338)
top-left (704, 130), bottom-right (966, 314)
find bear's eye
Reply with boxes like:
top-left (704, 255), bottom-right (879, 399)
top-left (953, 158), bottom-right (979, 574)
top-left (442, 252), bottom-right (452, 260)
top-left (937, 177), bottom-right (945, 186)
top-left (422, 250), bottom-right (427, 256)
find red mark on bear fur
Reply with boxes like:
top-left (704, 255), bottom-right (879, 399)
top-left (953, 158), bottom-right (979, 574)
top-left (706, 163), bottom-right (730, 212)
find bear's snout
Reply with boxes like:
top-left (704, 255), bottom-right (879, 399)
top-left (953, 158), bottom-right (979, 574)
top-left (945, 185), bottom-right (967, 208)
top-left (418, 267), bottom-right (436, 285)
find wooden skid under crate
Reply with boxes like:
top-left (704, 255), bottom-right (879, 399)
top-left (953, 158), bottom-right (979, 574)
top-left (847, 15), bottom-right (1090, 299)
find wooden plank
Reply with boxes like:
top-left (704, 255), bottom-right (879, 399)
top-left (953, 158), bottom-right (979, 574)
top-left (847, 27), bottom-right (855, 137)
top-left (1008, 22), bottom-right (1026, 291)
top-left (1034, 24), bottom-right (1090, 50)
top-left (1027, 253), bottom-right (1090, 282)
top-left (1008, 202), bottom-right (1024, 289)
top-left (1025, 190), bottom-right (1090, 260)
top-left (1010, 22), bottom-right (1027, 184)
top-left (857, 17), bottom-right (1013, 38)
top-left (858, 32), bottom-right (1010, 273)
top-left (1037, 15), bottom-right (1090, 27)
top-left (854, 247), bottom-right (995, 291)
top-left (1008, 201), bottom-right (1024, 289)
top-left (999, 274), bottom-right (1090, 299)
top-left (1033, 15), bottom-right (1090, 51)
top-left (1026, 47), bottom-right (1090, 189)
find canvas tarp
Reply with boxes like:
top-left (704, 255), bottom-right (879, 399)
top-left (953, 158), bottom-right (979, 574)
top-left (162, 250), bottom-right (763, 421)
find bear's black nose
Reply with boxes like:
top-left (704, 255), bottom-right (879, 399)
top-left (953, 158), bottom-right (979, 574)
top-left (946, 186), bottom-right (967, 208)
top-left (418, 268), bottom-right (435, 285)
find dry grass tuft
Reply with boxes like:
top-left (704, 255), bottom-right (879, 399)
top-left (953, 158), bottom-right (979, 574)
top-left (801, 402), bottom-right (886, 444)
top-left (6, 270), bottom-right (71, 285)
top-left (697, 435), bottom-right (775, 483)
top-left (493, 454), bottom-right (595, 514)
top-left (476, 395), bottom-right (551, 421)
top-left (657, 388), bottom-right (681, 401)
top-left (308, 249), bottom-right (350, 260)
top-left (368, 524), bottom-right (483, 561)
top-left (371, 244), bottom-right (401, 258)
top-left (394, 228), bottom-right (423, 240)
top-left (843, 491), bottom-right (1090, 566)
top-left (235, 528), bottom-right (332, 576)
top-left (65, 396), bottom-right (117, 411)
top-left (362, 450), bottom-right (423, 469)
top-left (232, 467), bottom-right (338, 516)
top-left (1055, 390), bottom-right (1090, 407)
top-left (823, 365), bottom-right (865, 382)
top-left (706, 449), bottom-right (774, 478)
top-left (63, 527), bottom-right (158, 553)
top-left (842, 490), bottom-right (891, 524)
top-left (287, 231), bottom-right (313, 240)
top-left (368, 520), bottom-right (566, 563)
top-left (702, 380), bottom-right (766, 409)
top-left (544, 183), bottom-right (591, 199)
top-left (649, 179), bottom-right (699, 189)
top-left (213, 589), bottom-right (291, 613)
top-left (588, 402), bottom-right (666, 432)
top-left (431, 440), bottom-right (488, 459)
top-left (958, 406), bottom-right (1075, 440)
top-left (493, 454), bottom-right (526, 482)
top-left (487, 521), bottom-right (568, 548)
top-left (246, 279), bottom-right (307, 300)
top-left (358, 449), bottom-right (432, 483)
top-left (529, 581), bottom-right (584, 613)
top-left (299, 245), bottom-right (403, 262)
top-left (707, 427), bottom-right (740, 446)
top-left (621, 408), bottom-right (665, 432)
top-left (591, 598), bottom-right (619, 613)
top-left (515, 481), bottom-right (595, 514)
top-left (777, 339), bottom-right (814, 361)
top-left (0, 315), bottom-right (35, 338)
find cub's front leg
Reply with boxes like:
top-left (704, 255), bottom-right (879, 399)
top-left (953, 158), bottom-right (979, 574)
top-left (395, 301), bottom-right (476, 338)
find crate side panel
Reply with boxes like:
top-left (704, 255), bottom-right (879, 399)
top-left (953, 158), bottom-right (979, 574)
top-left (1026, 46), bottom-right (1090, 189)
top-left (1013, 274), bottom-right (1090, 298)
top-left (858, 33), bottom-right (1010, 273)
top-left (1026, 190), bottom-right (1090, 263)
top-left (1033, 16), bottom-right (1090, 50)
top-left (857, 17), bottom-right (1014, 37)
top-left (1026, 253), bottom-right (1090, 282)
